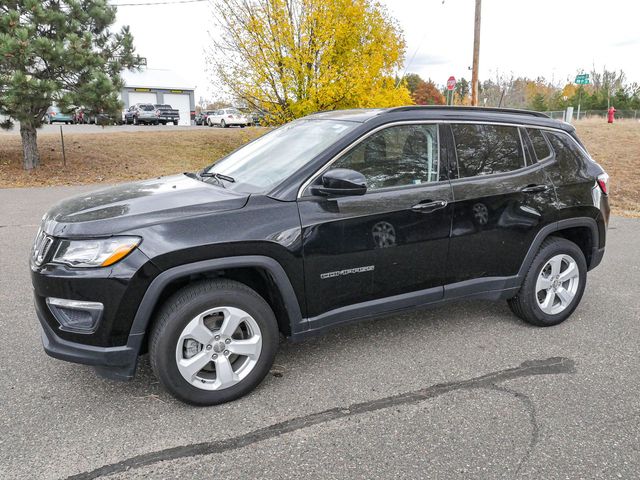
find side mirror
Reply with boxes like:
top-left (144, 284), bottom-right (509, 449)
top-left (311, 168), bottom-right (367, 197)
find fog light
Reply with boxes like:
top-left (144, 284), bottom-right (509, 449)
top-left (46, 298), bottom-right (103, 333)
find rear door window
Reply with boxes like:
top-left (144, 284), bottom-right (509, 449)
top-left (451, 124), bottom-right (524, 178)
top-left (526, 128), bottom-right (553, 162)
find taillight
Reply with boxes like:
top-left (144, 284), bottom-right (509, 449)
top-left (597, 173), bottom-right (609, 195)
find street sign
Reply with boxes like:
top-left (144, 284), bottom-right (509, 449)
top-left (447, 76), bottom-right (456, 91)
top-left (575, 74), bottom-right (590, 85)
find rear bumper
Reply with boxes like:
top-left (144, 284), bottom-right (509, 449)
top-left (37, 298), bottom-right (141, 380)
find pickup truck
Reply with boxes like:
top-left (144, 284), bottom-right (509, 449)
top-left (154, 104), bottom-right (179, 125)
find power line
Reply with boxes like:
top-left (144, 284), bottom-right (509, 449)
top-left (110, 0), bottom-right (206, 6)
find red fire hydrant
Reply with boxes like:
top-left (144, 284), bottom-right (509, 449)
top-left (607, 106), bottom-right (616, 123)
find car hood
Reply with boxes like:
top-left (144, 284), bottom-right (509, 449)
top-left (42, 174), bottom-right (249, 237)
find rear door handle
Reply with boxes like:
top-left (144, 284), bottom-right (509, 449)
top-left (411, 200), bottom-right (448, 213)
top-left (521, 184), bottom-right (550, 193)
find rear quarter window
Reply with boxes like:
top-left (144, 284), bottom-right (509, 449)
top-left (526, 128), bottom-right (552, 161)
top-left (451, 124), bottom-right (524, 178)
top-left (544, 131), bottom-right (589, 166)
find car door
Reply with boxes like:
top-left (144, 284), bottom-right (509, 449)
top-left (298, 123), bottom-right (453, 327)
top-left (443, 122), bottom-right (558, 292)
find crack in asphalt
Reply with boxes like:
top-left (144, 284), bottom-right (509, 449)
top-left (491, 384), bottom-right (541, 476)
top-left (65, 357), bottom-right (575, 480)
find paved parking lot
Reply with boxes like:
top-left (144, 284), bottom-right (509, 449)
top-left (0, 185), bottom-right (638, 480)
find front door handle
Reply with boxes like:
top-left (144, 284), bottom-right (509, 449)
top-left (411, 200), bottom-right (448, 213)
top-left (521, 184), bottom-right (550, 193)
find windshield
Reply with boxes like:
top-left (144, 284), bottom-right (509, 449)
top-left (205, 119), bottom-right (357, 193)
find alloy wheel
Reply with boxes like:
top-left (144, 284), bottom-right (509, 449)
top-left (535, 254), bottom-right (580, 315)
top-left (175, 306), bottom-right (262, 391)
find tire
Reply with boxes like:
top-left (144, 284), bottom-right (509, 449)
top-left (173, 121), bottom-right (178, 126)
top-left (149, 279), bottom-right (279, 406)
top-left (133, 116), bottom-right (138, 125)
top-left (208, 119), bottom-right (213, 127)
top-left (221, 119), bottom-right (227, 128)
top-left (508, 237), bottom-right (587, 327)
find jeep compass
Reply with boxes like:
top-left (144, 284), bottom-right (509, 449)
top-left (31, 106), bottom-right (609, 405)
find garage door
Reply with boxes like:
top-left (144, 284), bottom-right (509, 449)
top-left (128, 92), bottom-right (158, 106)
top-left (162, 94), bottom-right (191, 126)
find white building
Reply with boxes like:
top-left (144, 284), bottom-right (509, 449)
top-left (121, 69), bottom-right (195, 126)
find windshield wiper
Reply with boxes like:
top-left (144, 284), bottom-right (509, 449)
top-left (200, 172), bottom-right (236, 183)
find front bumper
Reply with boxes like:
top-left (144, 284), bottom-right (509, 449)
top-left (31, 247), bottom-right (160, 380)
top-left (36, 298), bottom-right (142, 380)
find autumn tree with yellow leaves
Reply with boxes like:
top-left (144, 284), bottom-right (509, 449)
top-left (208, 0), bottom-right (412, 123)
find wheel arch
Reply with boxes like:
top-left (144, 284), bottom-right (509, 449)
top-left (517, 217), bottom-right (600, 281)
top-left (126, 256), bottom-right (304, 358)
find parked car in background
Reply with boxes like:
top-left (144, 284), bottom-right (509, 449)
top-left (44, 106), bottom-right (74, 124)
top-left (74, 107), bottom-right (119, 125)
top-left (195, 110), bottom-right (215, 126)
top-left (251, 111), bottom-right (266, 126)
top-left (124, 103), bottom-right (159, 125)
top-left (73, 107), bottom-right (87, 124)
top-left (154, 104), bottom-right (179, 125)
top-left (207, 108), bottom-right (251, 128)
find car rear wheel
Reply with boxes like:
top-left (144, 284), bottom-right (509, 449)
top-left (508, 237), bottom-right (587, 327)
top-left (221, 119), bottom-right (227, 128)
top-left (149, 279), bottom-right (279, 406)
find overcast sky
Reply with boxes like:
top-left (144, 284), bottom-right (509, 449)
top-left (112, 0), bottom-right (640, 101)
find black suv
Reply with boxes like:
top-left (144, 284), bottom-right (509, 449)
top-left (31, 107), bottom-right (609, 405)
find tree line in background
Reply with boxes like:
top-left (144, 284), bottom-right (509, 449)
top-left (403, 68), bottom-right (640, 112)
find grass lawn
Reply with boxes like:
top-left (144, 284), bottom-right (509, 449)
top-left (0, 119), bottom-right (638, 216)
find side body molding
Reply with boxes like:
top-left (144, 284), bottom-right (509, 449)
top-left (125, 255), bottom-right (304, 359)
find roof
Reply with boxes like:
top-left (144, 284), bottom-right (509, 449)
top-left (121, 68), bottom-right (195, 91)
top-left (306, 106), bottom-right (571, 131)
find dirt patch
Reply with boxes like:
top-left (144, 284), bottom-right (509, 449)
top-left (0, 119), bottom-right (638, 216)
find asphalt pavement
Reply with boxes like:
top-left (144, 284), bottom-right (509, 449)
top-left (0, 185), bottom-right (638, 480)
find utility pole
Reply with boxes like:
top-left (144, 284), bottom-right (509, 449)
top-left (471, 0), bottom-right (481, 106)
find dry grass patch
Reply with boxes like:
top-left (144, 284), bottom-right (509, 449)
top-left (0, 128), bottom-right (266, 188)
top-left (576, 118), bottom-right (640, 217)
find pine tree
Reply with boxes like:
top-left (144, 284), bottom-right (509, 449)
top-left (0, 1), bottom-right (142, 169)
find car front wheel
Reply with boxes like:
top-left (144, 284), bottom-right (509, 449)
top-left (508, 237), bottom-right (587, 327)
top-left (149, 279), bottom-right (279, 405)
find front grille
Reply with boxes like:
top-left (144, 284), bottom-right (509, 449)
top-left (32, 230), bottom-right (54, 266)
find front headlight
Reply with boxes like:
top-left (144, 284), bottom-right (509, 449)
top-left (52, 236), bottom-right (141, 268)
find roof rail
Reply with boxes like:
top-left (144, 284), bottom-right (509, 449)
top-left (386, 105), bottom-right (550, 119)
